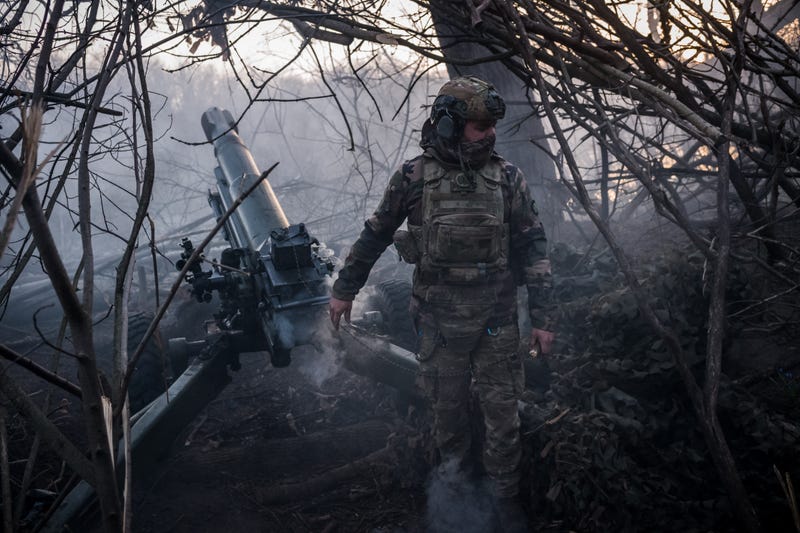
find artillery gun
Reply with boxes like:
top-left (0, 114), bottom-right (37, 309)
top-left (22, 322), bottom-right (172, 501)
top-left (42, 108), bottom-right (424, 531)
top-left (170, 107), bottom-right (334, 370)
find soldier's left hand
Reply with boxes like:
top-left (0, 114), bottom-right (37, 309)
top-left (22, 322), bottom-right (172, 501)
top-left (530, 328), bottom-right (555, 355)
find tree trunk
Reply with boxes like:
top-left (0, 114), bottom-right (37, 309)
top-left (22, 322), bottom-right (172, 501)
top-left (428, 1), bottom-right (564, 231)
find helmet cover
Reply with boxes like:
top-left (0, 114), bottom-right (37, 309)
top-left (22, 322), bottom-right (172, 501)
top-left (436, 76), bottom-right (506, 122)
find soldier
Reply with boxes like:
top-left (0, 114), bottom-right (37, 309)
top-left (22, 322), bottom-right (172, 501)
top-left (329, 76), bottom-right (554, 532)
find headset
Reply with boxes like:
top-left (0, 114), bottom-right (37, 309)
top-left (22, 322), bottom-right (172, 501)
top-left (430, 87), bottom-right (506, 144)
top-left (430, 94), bottom-right (468, 144)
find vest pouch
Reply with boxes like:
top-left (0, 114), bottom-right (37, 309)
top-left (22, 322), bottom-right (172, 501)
top-left (393, 229), bottom-right (420, 264)
top-left (426, 213), bottom-right (502, 266)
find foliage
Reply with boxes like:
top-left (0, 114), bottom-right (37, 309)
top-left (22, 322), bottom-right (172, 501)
top-left (553, 241), bottom-right (756, 377)
top-left (520, 242), bottom-right (800, 531)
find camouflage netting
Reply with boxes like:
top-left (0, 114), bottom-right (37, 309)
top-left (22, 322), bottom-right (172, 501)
top-left (518, 242), bottom-right (800, 532)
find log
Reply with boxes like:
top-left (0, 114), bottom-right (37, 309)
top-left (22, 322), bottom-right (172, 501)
top-left (172, 419), bottom-right (393, 482)
top-left (252, 445), bottom-right (396, 505)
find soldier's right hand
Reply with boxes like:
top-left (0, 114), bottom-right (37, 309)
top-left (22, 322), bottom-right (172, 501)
top-left (329, 297), bottom-right (352, 330)
top-left (530, 327), bottom-right (555, 355)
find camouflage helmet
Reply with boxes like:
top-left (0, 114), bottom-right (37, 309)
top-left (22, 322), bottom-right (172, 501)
top-left (429, 76), bottom-right (506, 142)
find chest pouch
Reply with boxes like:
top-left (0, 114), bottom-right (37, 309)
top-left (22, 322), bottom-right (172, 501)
top-left (418, 161), bottom-right (509, 284)
top-left (426, 209), bottom-right (503, 265)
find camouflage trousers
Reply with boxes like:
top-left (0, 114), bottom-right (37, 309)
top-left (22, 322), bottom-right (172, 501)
top-left (417, 320), bottom-right (525, 498)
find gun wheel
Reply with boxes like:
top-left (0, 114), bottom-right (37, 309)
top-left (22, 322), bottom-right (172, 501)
top-left (127, 312), bottom-right (171, 413)
top-left (372, 279), bottom-right (417, 352)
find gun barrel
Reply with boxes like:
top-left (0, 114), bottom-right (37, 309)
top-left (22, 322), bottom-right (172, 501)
top-left (201, 107), bottom-right (289, 250)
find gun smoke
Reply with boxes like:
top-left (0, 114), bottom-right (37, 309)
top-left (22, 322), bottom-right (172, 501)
top-left (424, 458), bottom-right (495, 533)
top-left (275, 308), bottom-right (344, 388)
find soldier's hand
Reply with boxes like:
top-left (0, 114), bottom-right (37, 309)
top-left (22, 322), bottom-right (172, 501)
top-left (329, 297), bottom-right (352, 330)
top-left (530, 328), bottom-right (555, 356)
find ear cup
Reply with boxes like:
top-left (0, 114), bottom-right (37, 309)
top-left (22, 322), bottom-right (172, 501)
top-left (436, 115), bottom-right (456, 141)
top-left (430, 94), bottom-right (465, 143)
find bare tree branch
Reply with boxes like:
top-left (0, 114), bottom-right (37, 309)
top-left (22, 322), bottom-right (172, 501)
top-left (0, 345), bottom-right (82, 398)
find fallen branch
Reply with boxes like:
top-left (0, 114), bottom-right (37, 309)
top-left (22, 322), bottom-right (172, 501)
top-left (184, 420), bottom-right (392, 482)
top-left (0, 371), bottom-right (95, 487)
top-left (253, 445), bottom-right (396, 505)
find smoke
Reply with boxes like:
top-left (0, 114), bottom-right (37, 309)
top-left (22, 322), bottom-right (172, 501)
top-left (274, 311), bottom-right (299, 348)
top-left (275, 308), bottom-right (344, 388)
top-left (424, 458), bottom-right (495, 533)
top-left (350, 283), bottom-right (377, 318)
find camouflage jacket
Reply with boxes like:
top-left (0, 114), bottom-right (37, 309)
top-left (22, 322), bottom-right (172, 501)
top-left (332, 151), bottom-right (553, 329)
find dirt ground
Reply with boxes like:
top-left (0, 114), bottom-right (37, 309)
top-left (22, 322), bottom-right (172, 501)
top-left (130, 347), bottom-right (432, 533)
top-left (3, 238), bottom-right (800, 533)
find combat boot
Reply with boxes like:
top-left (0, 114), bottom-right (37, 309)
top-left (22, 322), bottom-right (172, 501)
top-left (493, 496), bottom-right (530, 533)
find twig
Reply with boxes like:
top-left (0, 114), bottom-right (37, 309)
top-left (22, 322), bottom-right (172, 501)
top-left (13, 433), bottom-right (40, 528)
top-left (290, 19), bottom-right (353, 45)
top-left (0, 344), bottom-right (81, 398)
top-left (31, 306), bottom-right (80, 360)
top-left (0, 104), bottom-right (42, 262)
top-left (0, 404), bottom-right (12, 533)
top-left (0, 87), bottom-right (122, 116)
top-left (467, 0), bottom-right (492, 27)
top-left (774, 466), bottom-right (800, 532)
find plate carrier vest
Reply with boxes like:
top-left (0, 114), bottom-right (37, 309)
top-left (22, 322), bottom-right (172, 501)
top-left (407, 157), bottom-right (510, 284)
